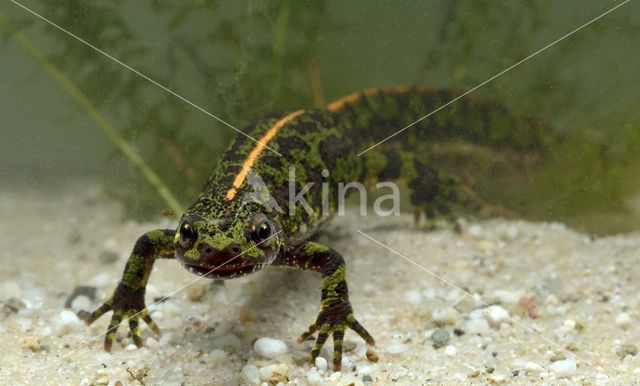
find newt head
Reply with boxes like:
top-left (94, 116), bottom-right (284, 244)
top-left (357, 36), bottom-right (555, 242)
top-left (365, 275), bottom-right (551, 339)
top-left (174, 203), bottom-right (284, 279)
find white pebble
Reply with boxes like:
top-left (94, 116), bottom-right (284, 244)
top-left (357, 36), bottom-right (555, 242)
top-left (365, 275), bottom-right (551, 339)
top-left (615, 312), bottom-right (632, 328)
top-left (444, 345), bottom-right (457, 356)
top-left (489, 289), bottom-right (524, 305)
top-left (253, 337), bottom-right (288, 358)
top-left (524, 361), bottom-right (544, 373)
top-left (209, 349), bottom-right (227, 365)
top-left (466, 318), bottom-right (490, 334)
top-left (485, 305), bottom-right (510, 327)
top-left (307, 367), bottom-right (322, 384)
top-left (125, 343), bottom-right (138, 351)
top-left (387, 343), bottom-right (408, 354)
top-left (314, 356), bottom-right (328, 371)
top-left (488, 374), bottom-right (506, 383)
top-left (431, 307), bottom-right (459, 325)
top-left (549, 359), bottom-right (576, 378)
top-left (240, 364), bottom-right (260, 385)
top-left (70, 295), bottom-right (91, 312)
top-left (55, 310), bottom-right (83, 335)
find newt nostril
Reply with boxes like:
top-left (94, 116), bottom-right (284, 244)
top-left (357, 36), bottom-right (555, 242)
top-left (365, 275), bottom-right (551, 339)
top-left (228, 243), bottom-right (241, 255)
top-left (205, 247), bottom-right (213, 254)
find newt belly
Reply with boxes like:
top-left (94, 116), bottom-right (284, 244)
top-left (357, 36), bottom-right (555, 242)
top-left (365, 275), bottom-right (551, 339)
top-left (79, 85), bottom-right (551, 371)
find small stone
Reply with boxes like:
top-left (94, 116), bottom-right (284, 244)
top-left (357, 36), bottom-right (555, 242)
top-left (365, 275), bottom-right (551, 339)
top-left (307, 367), bottom-right (322, 384)
top-left (362, 374), bottom-right (373, 382)
top-left (431, 328), bottom-right (450, 349)
top-left (488, 374), bottom-right (507, 383)
top-left (55, 310), bottom-right (83, 335)
top-left (549, 359), bottom-right (576, 378)
top-left (291, 350), bottom-right (311, 364)
top-left (314, 356), bottom-right (328, 371)
top-left (4, 297), bottom-right (26, 312)
top-left (488, 289), bottom-right (524, 305)
top-left (71, 295), bottom-right (91, 312)
top-left (22, 336), bottom-right (41, 352)
top-left (432, 307), bottom-right (459, 325)
top-left (549, 352), bottom-right (565, 362)
top-left (518, 293), bottom-right (538, 319)
top-left (343, 340), bottom-right (357, 352)
top-left (211, 334), bottom-right (240, 352)
top-left (524, 361), bottom-right (544, 374)
top-left (616, 343), bottom-right (638, 359)
top-left (468, 369), bottom-right (480, 378)
top-left (238, 307), bottom-right (256, 323)
top-left (186, 283), bottom-right (206, 302)
top-left (615, 312), bottom-right (632, 329)
top-left (253, 337), bottom-right (288, 358)
top-left (544, 294), bottom-right (559, 306)
top-left (366, 349), bottom-right (379, 363)
top-left (240, 364), bottom-right (260, 385)
top-left (444, 345), bottom-right (457, 356)
top-left (453, 328), bottom-right (465, 336)
top-left (209, 349), bottom-right (228, 365)
top-left (485, 305), bottom-right (510, 327)
top-left (466, 318), bottom-right (490, 334)
top-left (0, 304), bottom-right (14, 320)
top-left (64, 286), bottom-right (97, 308)
top-left (98, 250), bottom-right (120, 264)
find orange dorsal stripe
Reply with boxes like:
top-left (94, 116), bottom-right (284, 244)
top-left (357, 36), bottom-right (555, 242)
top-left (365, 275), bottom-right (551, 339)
top-left (326, 85), bottom-right (411, 112)
top-left (224, 109), bottom-right (305, 201)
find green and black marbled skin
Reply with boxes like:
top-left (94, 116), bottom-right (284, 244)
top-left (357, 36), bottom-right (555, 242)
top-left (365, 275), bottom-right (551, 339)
top-left (81, 85), bottom-right (550, 371)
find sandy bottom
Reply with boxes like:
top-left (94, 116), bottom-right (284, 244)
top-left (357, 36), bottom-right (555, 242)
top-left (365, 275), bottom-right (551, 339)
top-left (1, 181), bottom-right (639, 385)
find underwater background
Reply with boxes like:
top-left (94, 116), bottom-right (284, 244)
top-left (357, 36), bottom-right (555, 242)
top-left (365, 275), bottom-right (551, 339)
top-left (1, 0), bottom-right (639, 234)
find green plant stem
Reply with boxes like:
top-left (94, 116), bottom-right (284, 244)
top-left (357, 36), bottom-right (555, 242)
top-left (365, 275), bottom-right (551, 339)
top-left (0, 12), bottom-right (184, 216)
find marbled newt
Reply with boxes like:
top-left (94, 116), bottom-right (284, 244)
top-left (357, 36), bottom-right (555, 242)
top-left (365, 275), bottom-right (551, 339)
top-left (80, 85), bottom-right (549, 371)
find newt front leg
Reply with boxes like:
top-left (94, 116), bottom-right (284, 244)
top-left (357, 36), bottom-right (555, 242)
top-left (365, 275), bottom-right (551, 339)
top-left (274, 240), bottom-right (375, 371)
top-left (78, 229), bottom-right (176, 351)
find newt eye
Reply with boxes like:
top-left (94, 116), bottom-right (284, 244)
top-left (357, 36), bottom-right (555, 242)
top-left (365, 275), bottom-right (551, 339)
top-left (251, 215), bottom-right (273, 245)
top-left (178, 221), bottom-right (197, 248)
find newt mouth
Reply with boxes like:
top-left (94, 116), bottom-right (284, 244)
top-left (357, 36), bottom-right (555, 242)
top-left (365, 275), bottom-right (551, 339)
top-left (181, 261), bottom-right (260, 278)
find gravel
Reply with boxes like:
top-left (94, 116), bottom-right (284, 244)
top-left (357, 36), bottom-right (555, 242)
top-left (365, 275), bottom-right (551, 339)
top-left (431, 328), bottom-right (450, 348)
top-left (1, 181), bottom-right (640, 384)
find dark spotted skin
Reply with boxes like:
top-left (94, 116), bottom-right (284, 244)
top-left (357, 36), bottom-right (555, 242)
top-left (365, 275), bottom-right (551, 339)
top-left (80, 85), bottom-right (550, 371)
